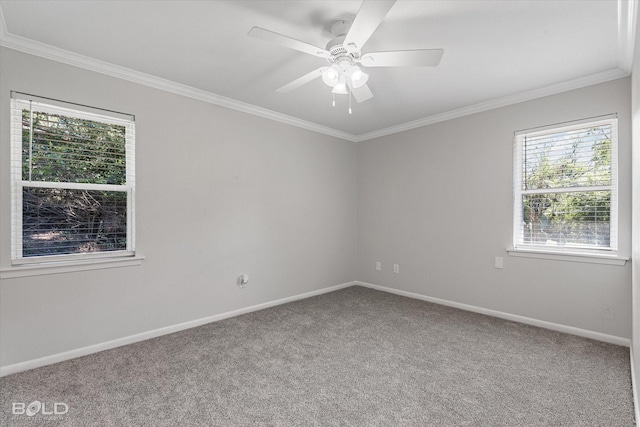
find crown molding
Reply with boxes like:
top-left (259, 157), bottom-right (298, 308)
top-left (0, 4), bottom-right (7, 39)
top-left (0, 16), bottom-right (357, 142)
top-left (353, 67), bottom-right (630, 142)
top-left (618, 0), bottom-right (638, 73)
top-left (0, 2), bottom-right (635, 144)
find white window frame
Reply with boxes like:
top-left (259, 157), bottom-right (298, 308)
top-left (9, 97), bottom-right (137, 267)
top-left (510, 115), bottom-right (626, 265)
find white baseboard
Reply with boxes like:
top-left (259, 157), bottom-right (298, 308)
top-left (632, 346), bottom-right (640, 427)
top-left (355, 281), bottom-right (631, 347)
top-left (1, 280), bottom-right (631, 378)
top-left (0, 281), bottom-right (356, 377)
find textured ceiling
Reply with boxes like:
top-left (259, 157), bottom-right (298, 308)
top-left (0, 1), bottom-right (636, 141)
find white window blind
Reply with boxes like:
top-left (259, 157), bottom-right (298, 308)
top-left (10, 97), bottom-right (135, 263)
top-left (513, 116), bottom-right (618, 255)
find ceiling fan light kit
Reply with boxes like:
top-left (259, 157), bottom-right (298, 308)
top-left (348, 67), bottom-right (369, 89)
top-left (248, 0), bottom-right (444, 114)
top-left (321, 63), bottom-right (341, 86)
top-left (332, 81), bottom-right (348, 95)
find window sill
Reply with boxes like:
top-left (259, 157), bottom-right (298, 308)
top-left (0, 255), bottom-right (145, 279)
top-left (507, 248), bottom-right (628, 266)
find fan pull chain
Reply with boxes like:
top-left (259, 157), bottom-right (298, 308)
top-left (332, 93), bottom-right (335, 107)
top-left (348, 86), bottom-right (352, 115)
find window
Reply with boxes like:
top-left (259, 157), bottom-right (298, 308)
top-left (10, 96), bottom-right (135, 264)
top-left (513, 116), bottom-right (618, 256)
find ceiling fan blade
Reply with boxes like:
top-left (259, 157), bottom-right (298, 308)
top-left (343, 0), bottom-right (396, 53)
top-left (248, 27), bottom-right (331, 58)
top-left (276, 67), bottom-right (328, 93)
top-left (350, 83), bottom-right (374, 103)
top-left (360, 49), bottom-right (444, 67)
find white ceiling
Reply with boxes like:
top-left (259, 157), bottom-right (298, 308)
top-left (0, 1), bottom-right (636, 141)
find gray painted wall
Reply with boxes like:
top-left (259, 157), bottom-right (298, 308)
top-left (0, 46), bottom-right (634, 371)
top-left (357, 77), bottom-right (633, 339)
top-left (0, 48), bottom-right (358, 367)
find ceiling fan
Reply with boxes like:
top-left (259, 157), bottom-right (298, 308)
top-left (248, 0), bottom-right (444, 107)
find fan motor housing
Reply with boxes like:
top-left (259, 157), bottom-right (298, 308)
top-left (326, 20), bottom-right (360, 63)
top-left (327, 36), bottom-right (348, 56)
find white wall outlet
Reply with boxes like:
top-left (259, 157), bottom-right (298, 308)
top-left (601, 308), bottom-right (614, 321)
top-left (494, 257), bottom-right (504, 269)
top-left (375, 261), bottom-right (382, 271)
top-left (393, 264), bottom-right (399, 274)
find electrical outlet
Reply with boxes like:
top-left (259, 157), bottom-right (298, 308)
top-left (393, 264), bottom-right (399, 274)
top-left (375, 261), bottom-right (381, 271)
top-left (494, 257), bottom-right (504, 269)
